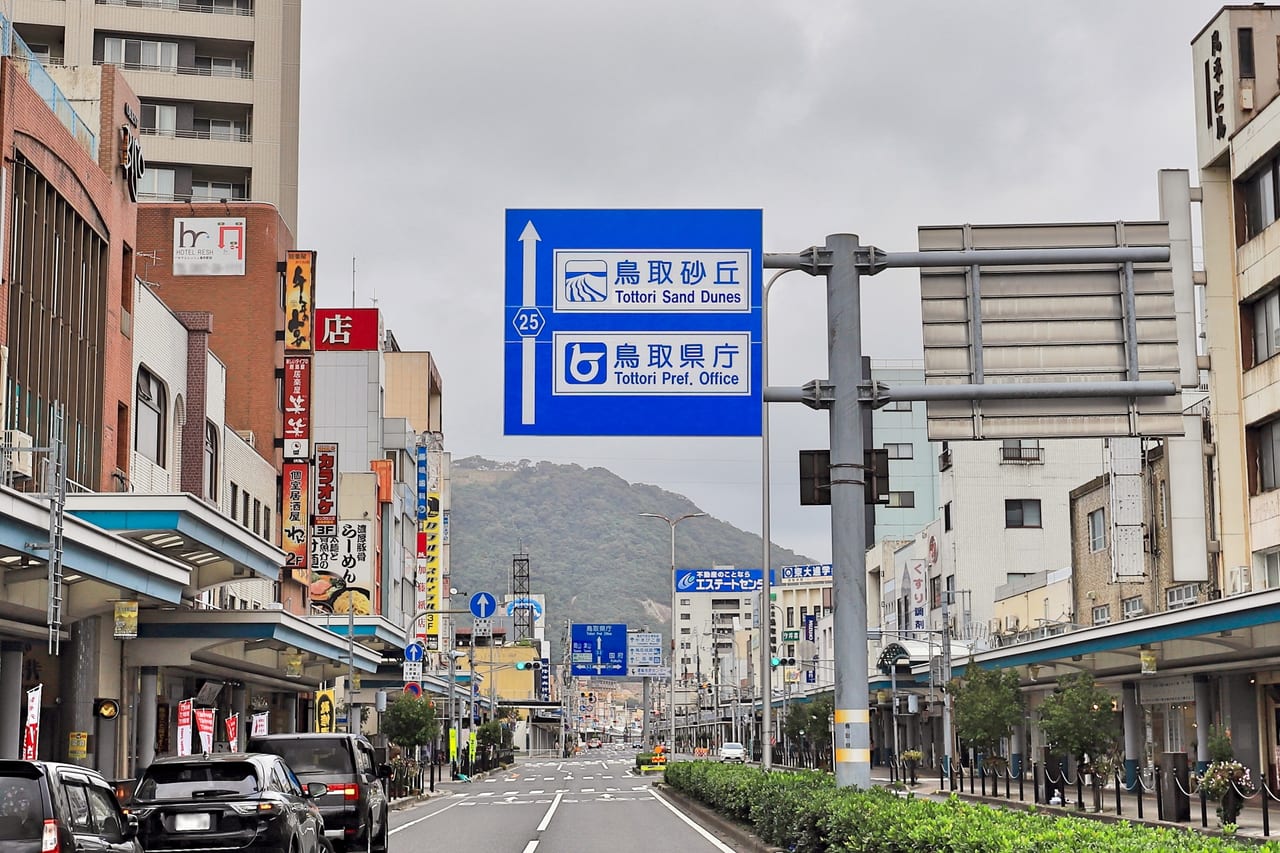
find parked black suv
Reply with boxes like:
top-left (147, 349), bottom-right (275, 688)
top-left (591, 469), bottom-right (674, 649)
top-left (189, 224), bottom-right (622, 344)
top-left (0, 760), bottom-right (141, 853)
top-left (128, 753), bottom-right (327, 853)
top-left (248, 734), bottom-right (390, 853)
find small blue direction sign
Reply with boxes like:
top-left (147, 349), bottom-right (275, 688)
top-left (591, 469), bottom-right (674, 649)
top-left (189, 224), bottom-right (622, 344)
top-left (504, 209), bottom-right (763, 437)
top-left (570, 623), bottom-right (628, 677)
top-left (469, 591), bottom-right (497, 620)
top-left (403, 642), bottom-right (424, 663)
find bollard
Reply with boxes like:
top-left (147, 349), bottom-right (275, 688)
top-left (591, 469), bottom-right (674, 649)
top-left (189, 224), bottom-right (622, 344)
top-left (1135, 770), bottom-right (1143, 820)
top-left (1076, 770), bottom-right (1084, 810)
top-left (1033, 761), bottom-right (1040, 805)
top-left (1155, 764), bottom-right (1163, 822)
top-left (1200, 782), bottom-right (1208, 828)
top-left (940, 761), bottom-right (945, 791)
top-left (980, 765), bottom-right (987, 797)
top-left (1018, 764), bottom-right (1024, 802)
top-left (1005, 767), bottom-right (1010, 799)
top-left (429, 761), bottom-right (436, 793)
top-left (1114, 769), bottom-right (1121, 816)
top-left (970, 760), bottom-right (976, 794)
top-left (1264, 785), bottom-right (1271, 836)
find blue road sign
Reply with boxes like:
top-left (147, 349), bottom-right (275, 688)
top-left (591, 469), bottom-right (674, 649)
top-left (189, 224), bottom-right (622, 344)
top-left (470, 591), bottom-right (497, 620)
top-left (570, 623), bottom-right (628, 677)
top-left (403, 642), bottom-right (424, 663)
top-left (503, 209), bottom-right (763, 437)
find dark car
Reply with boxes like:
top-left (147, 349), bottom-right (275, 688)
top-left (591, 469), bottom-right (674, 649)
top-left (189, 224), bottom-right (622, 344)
top-left (0, 760), bottom-right (141, 853)
top-left (128, 753), bottom-right (326, 853)
top-left (248, 734), bottom-right (389, 853)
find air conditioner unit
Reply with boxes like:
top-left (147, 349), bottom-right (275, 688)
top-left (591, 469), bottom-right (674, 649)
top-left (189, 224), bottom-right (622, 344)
top-left (1228, 566), bottom-right (1252, 596)
top-left (3, 430), bottom-right (33, 479)
top-left (235, 429), bottom-right (256, 448)
top-left (1005, 615), bottom-right (1020, 631)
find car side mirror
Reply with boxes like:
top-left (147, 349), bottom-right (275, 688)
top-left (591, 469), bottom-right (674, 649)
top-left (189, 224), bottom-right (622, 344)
top-left (305, 782), bottom-right (329, 799)
top-left (123, 813), bottom-right (140, 839)
top-left (377, 763), bottom-right (393, 779)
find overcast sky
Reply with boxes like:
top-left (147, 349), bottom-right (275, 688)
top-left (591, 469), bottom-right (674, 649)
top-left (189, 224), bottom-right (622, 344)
top-left (295, 2), bottom-right (1220, 564)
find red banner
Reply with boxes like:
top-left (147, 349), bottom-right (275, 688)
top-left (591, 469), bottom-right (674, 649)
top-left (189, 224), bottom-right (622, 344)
top-left (194, 708), bottom-right (215, 754)
top-left (224, 713), bottom-right (239, 752)
top-left (177, 699), bottom-right (193, 757)
top-left (22, 685), bottom-right (40, 760)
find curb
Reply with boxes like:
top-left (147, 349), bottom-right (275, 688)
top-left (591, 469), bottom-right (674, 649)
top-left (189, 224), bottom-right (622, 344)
top-left (653, 783), bottom-right (784, 853)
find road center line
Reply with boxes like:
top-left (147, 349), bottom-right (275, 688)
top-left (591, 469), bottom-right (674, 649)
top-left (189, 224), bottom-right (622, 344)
top-left (535, 791), bottom-right (564, 832)
top-left (521, 842), bottom-right (539, 853)
top-left (389, 796), bottom-right (471, 833)
top-left (649, 789), bottom-right (736, 853)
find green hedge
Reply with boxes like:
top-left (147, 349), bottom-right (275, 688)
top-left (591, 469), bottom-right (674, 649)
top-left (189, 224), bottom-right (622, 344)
top-left (663, 761), bottom-right (1280, 852)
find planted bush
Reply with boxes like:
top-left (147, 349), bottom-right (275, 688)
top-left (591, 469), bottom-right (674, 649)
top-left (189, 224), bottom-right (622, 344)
top-left (664, 761), bottom-right (1280, 852)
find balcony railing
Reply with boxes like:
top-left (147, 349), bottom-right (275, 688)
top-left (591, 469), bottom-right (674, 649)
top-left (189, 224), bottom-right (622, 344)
top-left (1000, 445), bottom-right (1044, 463)
top-left (1, 18), bottom-right (97, 158)
top-left (137, 191), bottom-right (249, 203)
top-left (95, 0), bottom-right (255, 16)
top-left (141, 126), bottom-right (252, 143)
top-left (94, 59), bottom-right (253, 80)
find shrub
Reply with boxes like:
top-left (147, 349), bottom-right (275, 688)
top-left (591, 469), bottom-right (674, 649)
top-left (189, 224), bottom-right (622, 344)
top-left (663, 761), bottom-right (1280, 852)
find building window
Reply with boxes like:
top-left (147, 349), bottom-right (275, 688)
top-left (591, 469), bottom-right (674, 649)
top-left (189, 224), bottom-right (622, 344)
top-left (943, 501), bottom-right (952, 532)
top-left (1091, 604), bottom-right (1112, 626)
top-left (679, 613), bottom-right (691, 620)
top-left (136, 166), bottom-right (175, 201)
top-left (1242, 159), bottom-right (1280, 241)
top-left (884, 400), bottom-right (911, 412)
top-left (141, 103), bottom-right (177, 136)
top-left (203, 421), bottom-right (218, 501)
top-left (1166, 583), bottom-right (1198, 610)
top-left (191, 180), bottom-right (247, 202)
top-left (1005, 499), bottom-right (1041, 528)
top-left (1088, 508), bottom-right (1106, 552)
top-left (1252, 290), bottom-right (1280, 365)
top-left (887, 491), bottom-right (915, 508)
top-left (252, 499), bottom-right (261, 535)
top-left (263, 507), bottom-right (271, 541)
top-left (1263, 550), bottom-right (1280, 589)
top-left (229, 482), bottom-right (238, 521)
top-left (1240, 27), bottom-right (1256, 78)
top-left (885, 443), bottom-right (913, 460)
top-left (1121, 596), bottom-right (1145, 619)
top-left (679, 598), bottom-right (690, 606)
top-left (929, 575), bottom-right (941, 609)
top-left (134, 368), bottom-right (166, 465)
top-left (1001, 439), bottom-right (1043, 462)
top-left (242, 491), bottom-right (250, 527)
top-left (1254, 419), bottom-right (1280, 492)
top-left (786, 607), bottom-right (795, 628)
top-left (103, 37), bottom-right (179, 71)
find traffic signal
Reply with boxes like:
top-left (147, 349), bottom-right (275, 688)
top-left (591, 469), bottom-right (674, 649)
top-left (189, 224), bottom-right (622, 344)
top-left (515, 661), bottom-right (541, 670)
top-left (93, 698), bottom-right (120, 719)
top-left (771, 657), bottom-right (796, 668)
top-left (588, 692), bottom-right (596, 703)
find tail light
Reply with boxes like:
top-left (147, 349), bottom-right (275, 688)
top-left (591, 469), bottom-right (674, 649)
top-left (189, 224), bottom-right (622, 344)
top-left (41, 820), bottom-right (59, 853)
top-left (332, 783), bottom-right (359, 802)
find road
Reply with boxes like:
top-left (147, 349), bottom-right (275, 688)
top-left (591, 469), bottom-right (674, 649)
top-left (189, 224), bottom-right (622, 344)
top-left (387, 749), bottom-right (741, 853)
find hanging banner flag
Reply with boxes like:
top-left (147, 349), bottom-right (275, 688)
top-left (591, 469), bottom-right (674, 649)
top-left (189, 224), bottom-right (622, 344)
top-left (177, 699), bottom-right (193, 757)
top-left (448, 728), bottom-right (457, 762)
top-left (113, 601), bottom-right (138, 639)
top-left (224, 714), bottom-right (239, 752)
top-left (251, 712), bottom-right (269, 737)
top-left (22, 685), bottom-right (41, 760)
top-left (194, 708), bottom-right (215, 754)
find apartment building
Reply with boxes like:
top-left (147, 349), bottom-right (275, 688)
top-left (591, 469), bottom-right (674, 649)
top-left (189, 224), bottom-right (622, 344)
top-left (14, 0), bottom-right (302, 235)
top-left (870, 362), bottom-right (941, 541)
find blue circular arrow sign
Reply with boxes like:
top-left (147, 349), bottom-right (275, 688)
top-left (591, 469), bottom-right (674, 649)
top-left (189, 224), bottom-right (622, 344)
top-left (469, 591), bottom-right (496, 619)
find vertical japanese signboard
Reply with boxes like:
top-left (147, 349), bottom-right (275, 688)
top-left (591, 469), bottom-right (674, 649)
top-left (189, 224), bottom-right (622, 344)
top-left (284, 251), bottom-right (315, 353)
top-left (282, 462), bottom-right (309, 579)
top-left (335, 520), bottom-right (373, 615)
top-left (905, 560), bottom-right (927, 634)
top-left (283, 357), bottom-right (311, 459)
top-left (415, 444), bottom-right (429, 643)
top-left (310, 442), bottom-right (339, 572)
top-left (22, 685), bottom-right (40, 759)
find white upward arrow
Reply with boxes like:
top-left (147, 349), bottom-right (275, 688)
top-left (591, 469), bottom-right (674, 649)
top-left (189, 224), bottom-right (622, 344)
top-left (519, 221), bottom-right (540, 305)
top-left (519, 221), bottom-right (540, 426)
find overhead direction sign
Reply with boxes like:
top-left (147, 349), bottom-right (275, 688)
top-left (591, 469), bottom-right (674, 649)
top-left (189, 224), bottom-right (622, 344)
top-left (504, 209), bottom-right (763, 437)
top-left (570, 623), bottom-right (628, 677)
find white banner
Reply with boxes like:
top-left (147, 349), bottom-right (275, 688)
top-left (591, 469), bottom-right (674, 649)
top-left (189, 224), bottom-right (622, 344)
top-left (251, 712), bottom-right (269, 737)
top-left (177, 699), bottom-right (193, 757)
top-left (22, 684), bottom-right (40, 760)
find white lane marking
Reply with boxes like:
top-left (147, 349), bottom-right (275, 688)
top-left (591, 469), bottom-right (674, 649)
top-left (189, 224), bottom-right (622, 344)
top-left (389, 796), bottom-right (471, 833)
top-left (530, 790), bottom-right (544, 794)
top-left (600, 761), bottom-right (609, 770)
top-left (649, 788), bottom-right (736, 853)
top-left (535, 791), bottom-right (564, 832)
top-left (521, 842), bottom-right (539, 853)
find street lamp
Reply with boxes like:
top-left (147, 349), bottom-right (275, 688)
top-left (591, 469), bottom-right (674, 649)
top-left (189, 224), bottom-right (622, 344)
top-left (640, 510), bottom-right (707, 755)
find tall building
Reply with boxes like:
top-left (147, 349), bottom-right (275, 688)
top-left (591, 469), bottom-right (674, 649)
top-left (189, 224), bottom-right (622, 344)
top-left (14, 0), bottom-right (303, 235)
top-left (870, 362), bottom-right (941, 540)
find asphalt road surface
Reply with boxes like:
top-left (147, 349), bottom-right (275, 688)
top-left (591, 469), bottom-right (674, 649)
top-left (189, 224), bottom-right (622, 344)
top-left (387, 749), bottom-right (740, 852)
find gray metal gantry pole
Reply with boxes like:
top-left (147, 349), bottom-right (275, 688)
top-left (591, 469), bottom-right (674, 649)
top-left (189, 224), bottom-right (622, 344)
top-left (824, 234), bottom-right (871, 789)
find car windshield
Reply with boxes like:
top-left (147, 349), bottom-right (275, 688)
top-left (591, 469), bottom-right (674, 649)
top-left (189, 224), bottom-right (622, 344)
top-left (134, 763), bottom-right (260, 801)
top-left (251, 740), bottom-right (353, 775)
top-left (722, 743), bottom-right (744, 751)
top-left (0, 777), bottom-right (41, 839)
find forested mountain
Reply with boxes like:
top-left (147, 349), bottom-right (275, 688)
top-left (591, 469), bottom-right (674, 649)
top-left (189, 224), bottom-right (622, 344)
top-left (448, 456), bottom-right (817, 656)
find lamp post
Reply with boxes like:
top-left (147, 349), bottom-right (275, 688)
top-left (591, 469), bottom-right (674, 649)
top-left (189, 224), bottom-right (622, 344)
top-left (640, 510), bottom-right (707, 755)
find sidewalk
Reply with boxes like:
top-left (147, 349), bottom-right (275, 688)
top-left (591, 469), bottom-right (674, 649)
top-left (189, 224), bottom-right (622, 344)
top-left (873, 766), bottom-right (1280, 843)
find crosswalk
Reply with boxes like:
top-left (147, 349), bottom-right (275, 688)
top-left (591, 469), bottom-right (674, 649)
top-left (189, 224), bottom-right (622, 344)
top-left (454, 786), bottom-right (657, 806)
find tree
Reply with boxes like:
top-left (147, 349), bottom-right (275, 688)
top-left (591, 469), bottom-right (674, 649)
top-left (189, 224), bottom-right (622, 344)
top-left (380, 694), bottom-right (438, 751)
top-left (950, 666), bottom-right (1024, 760)
top-left (477, 720), bottom-right (513, 749)
top-left (1037, 671), bottom-right (1120, 766)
